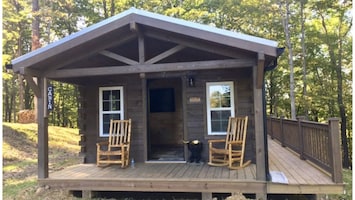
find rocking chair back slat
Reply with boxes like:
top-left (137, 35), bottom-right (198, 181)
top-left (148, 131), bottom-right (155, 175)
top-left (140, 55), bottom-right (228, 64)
top-left (225, 117), bottom-right (247, 147)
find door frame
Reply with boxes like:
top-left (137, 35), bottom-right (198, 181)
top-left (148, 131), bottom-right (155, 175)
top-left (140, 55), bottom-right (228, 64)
top-left (144, 77), bottom-right (187, 162)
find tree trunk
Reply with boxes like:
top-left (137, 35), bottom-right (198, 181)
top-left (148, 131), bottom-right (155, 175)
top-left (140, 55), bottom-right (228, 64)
top-left (4, 81), bottom-right (10, 122)
top-left (335, 22), bottom-right (350, 169)
top-left (18, 74), bottom-right (24, 110)
top-left (14, 0), bottom-right (25, 111)
top-left (319, 8), bottom-right (350, 168)
top-left (336, 53), bottom-right (349, 168)
top-left (32, 0), bottom-right (41, 121)
top-left (300, 0), bottom-right (308, 119)
top-left (110, 0), bottom-right (115, 16)
top-left (280, 0), bottom-right (296, 119)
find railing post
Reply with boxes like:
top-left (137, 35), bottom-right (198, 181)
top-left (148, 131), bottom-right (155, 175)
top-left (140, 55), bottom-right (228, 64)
top-left (269, 115), bottom-right (274, 139)
top-left (328, 118), bottom-right (343, 183)
top-left (280, 116), bottom-right (285, 147)
top-left (297, 116), bottom-right (306, 160)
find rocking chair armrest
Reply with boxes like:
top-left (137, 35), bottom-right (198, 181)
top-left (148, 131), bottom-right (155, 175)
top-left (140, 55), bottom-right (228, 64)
top-left (208, 139), bottom-right (226, 144)
top-left (119, 143), bottom-right (130, 147)
top-left (96, 141), bottom-right (109, 147)
top-left (227, 141), bottom-right (243, 145)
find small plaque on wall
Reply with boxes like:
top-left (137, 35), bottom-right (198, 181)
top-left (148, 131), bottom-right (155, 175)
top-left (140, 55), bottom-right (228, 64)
top-left (188, 97), bottom-right (201, 104)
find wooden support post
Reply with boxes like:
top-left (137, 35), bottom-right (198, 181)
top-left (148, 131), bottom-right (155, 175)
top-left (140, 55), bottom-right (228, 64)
top-left (141, 74), bottom-right (148, 162)
top-left (328, 118), bottom-right (343, 183)
top-left (201, 193), bottom-right (212, 200)
top-left (138, 33), bottom-right (145, 64)
top-left (256, 52), bottom-right (265, 89)
top-left (82, 190), bottom-right (96, 199)
top-left (37, 77), bottom-right (49, 179)
top-left (253, 66), bottom-right (267, 200)
top-left (297, 116), bottom-right (306, 160)
top-left (182, 76), bottom-right (189, 160)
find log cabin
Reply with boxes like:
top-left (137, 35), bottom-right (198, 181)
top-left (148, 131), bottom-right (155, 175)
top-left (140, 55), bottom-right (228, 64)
top-left (10, 8), bottom-right (343, 199)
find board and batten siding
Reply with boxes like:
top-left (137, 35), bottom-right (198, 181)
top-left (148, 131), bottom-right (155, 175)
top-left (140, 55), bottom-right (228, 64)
top-left (79, 68), bottom-right (256, 163)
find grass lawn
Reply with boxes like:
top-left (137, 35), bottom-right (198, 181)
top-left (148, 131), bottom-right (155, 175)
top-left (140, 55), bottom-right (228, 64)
top-left (3, 123), bottom-right (82, 200)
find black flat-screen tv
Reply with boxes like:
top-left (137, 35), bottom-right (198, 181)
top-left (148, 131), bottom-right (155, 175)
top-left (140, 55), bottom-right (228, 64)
top-left (149, 88), bottom-right (175, 113)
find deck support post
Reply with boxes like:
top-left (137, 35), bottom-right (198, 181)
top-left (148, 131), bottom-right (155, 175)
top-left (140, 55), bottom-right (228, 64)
top-left (82, 190), bottom-right (96, 199)
top-left (201, 192), bottom-right (212, 200)
top-left (37, 77), bottom-right (49, 179)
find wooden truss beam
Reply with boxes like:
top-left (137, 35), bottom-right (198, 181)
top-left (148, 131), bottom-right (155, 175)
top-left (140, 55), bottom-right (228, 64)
top-left (144, 30), bottom-right (252, 59)
top-left (99, 50), bottom-right (139, 65)
top-left (24, 75), bottom-right (41, 97)
top-left (46, 59), bottom-right (255, 78)
top-left (146, 45), bottom-right (185, 64)
top-left (40, 34), bottom-right (137, 76)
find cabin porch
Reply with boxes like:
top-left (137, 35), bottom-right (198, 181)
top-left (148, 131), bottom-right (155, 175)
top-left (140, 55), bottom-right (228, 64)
top-left (38, 138), bottom-right (344, 197)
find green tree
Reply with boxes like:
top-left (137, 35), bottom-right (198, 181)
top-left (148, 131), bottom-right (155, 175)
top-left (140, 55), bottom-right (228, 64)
top-left (310, 0), bottom-right (352, 168)
top-left (3, 0), bottom-right (32, 122)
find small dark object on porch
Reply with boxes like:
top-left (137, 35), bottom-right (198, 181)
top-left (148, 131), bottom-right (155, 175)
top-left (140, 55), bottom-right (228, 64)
top-left (184, 139), bottom-right (203, 163)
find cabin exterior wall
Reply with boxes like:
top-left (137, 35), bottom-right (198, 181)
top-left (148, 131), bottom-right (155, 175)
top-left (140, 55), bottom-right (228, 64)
top-left (79, 67), bottom-right (256, 164)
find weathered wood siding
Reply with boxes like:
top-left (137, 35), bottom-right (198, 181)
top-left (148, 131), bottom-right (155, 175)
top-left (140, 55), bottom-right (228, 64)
top-left (184, 68), bottom-right (255, 162)
top-left (79, 67), bottom-right (255, 163)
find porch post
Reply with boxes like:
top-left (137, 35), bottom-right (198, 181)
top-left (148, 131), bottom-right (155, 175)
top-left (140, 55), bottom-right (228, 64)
top-left (141, 73), bottom-right (148, 162)
top-left (37, 77), bottom-right (49, 179)
top-left (328, 118), bottom-right (343, 183)
top-left (253, 57), bottom-right (267, 199)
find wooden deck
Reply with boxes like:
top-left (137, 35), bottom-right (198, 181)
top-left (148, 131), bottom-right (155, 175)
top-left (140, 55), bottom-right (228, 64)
top-left (39, 138), bottom-right (344, 195)
top-left (267, 137), bottom-right (344, 194)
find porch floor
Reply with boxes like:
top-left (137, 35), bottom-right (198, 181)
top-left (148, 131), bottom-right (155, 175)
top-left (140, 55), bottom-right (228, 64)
top-left (40, 138), bottom-right (344, 194)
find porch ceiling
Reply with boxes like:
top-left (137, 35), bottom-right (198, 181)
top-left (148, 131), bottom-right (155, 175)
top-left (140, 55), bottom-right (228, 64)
top-left (11, 8), bottom-right (279, 82)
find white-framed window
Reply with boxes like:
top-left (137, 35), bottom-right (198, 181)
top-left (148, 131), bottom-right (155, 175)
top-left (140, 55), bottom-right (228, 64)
top-left (206, 81), bottom-right (235, 135)
top-left (99, 86), bottom-right (124, 137)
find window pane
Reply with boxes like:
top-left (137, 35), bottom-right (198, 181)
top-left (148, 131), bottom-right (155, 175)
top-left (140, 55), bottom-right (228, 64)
top-left (103, 114), bottom-right (111, 134)
top-left (221, 97), bottom-right (231, 107)
top-left (111, 90), bottom-right (120, 100)
top-left (211, 110), bottom-right (231, 132)
top-left (103, 101), bottom-right (110, 111)
top-left (112, 100), bottom-right (121, 111)
top-left (103, 91), bottom-right (110, 100)
top-left (209, 85), bottom-right (231, 108)
top-left (102, 114), bottom-right (121, 135)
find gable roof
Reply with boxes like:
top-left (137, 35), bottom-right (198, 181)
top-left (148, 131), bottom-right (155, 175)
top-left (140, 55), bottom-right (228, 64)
top-left (11, 7), bottom-right (279, 75)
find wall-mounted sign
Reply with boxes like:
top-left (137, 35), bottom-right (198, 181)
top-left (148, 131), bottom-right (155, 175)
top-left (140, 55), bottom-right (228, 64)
top-left (188, 97), bottom-right (201, 104)
top-left (47, 85), bottom-right (54, 111)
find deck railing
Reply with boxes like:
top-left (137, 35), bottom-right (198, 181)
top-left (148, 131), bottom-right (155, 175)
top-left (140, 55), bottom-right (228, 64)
top-left (266, 116), bottom-right (343, 183)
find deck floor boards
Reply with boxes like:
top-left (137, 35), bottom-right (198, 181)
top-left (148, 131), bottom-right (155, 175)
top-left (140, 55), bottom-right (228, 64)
top-left (41, 138), bottom-right (344, 194)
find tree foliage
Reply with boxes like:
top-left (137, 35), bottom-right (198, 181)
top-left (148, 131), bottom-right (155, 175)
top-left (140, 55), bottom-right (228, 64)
top-left (2, 0), bottom-right (352, 166)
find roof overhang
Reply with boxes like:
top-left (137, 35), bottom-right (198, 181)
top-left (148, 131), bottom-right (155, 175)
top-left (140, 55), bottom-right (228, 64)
top-left (11, 8), bottom-right (280, 79)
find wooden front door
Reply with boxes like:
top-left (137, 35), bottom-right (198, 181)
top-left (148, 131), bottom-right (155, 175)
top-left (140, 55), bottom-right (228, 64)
top-left (147, 78), bottom-right (185, 162)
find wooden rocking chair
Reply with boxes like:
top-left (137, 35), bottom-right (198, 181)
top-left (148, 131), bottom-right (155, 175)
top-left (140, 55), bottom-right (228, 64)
top-left (208, 116), bottom-right (251, 170)
top-left (96, 119), bottom-right (132, 168)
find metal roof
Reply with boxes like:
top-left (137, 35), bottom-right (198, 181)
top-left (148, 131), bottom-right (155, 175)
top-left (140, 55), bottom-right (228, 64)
top-left (12, 7), bottom-right (278, 72)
